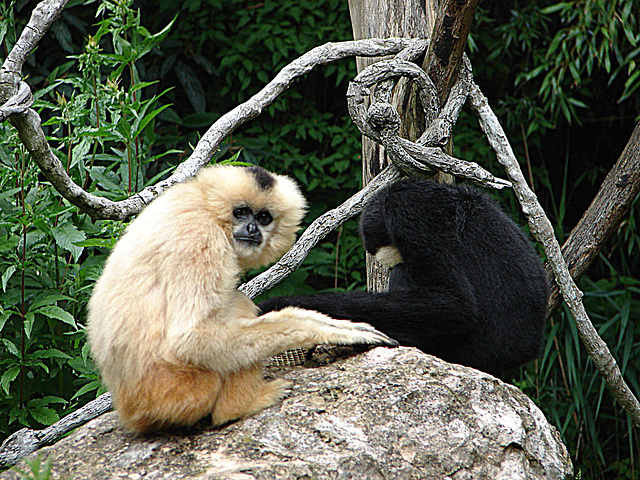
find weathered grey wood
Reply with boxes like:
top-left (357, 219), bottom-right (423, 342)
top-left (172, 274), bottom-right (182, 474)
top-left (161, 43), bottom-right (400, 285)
top-left (0, 393), bottom-right (112, 468)
top-left (345, 58), bottom-right (510, 189)
top-left (468, 82), bottom-right (640, 429)
top-left (547, 121), bottom-right (640, 314)
top-left (348, 0), bottom-right (479, 292)
top-left (349, 0), bottom-right (438, 292)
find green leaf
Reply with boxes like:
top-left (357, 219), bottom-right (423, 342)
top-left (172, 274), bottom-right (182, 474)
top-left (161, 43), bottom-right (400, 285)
top-left (72, 380), bottom-right (102, 399)
top-left (0, 309), bottom-right (9, 333)
top-left (2, 338), bottom-right (20, 357)
top-left (51, 223), bottom-right (87, 262)
top-left (24, 311), bottom-right (35, 339)
top-left (74, 238), bottom-right (116, 248)
top-left (132, 104), bottom-right (171, 138)
top-left (31, 348), bottom-right (73, 360)
top-left (1, 365), bottom-right (20, 395)
top-left (1, 265), bottom-right (16, 292)
top-left (175, 61), bottom-right (206, 113)
top-left (29, 294), bottom-right (75, 311)
top-left (35, 305), bottom-right (77, 329)
top-left (29, 406), bottom-right (60, 426)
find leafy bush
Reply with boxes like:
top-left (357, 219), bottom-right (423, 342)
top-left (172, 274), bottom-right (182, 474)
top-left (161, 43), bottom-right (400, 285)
top-left (0, 0), bottom-right (174, 434)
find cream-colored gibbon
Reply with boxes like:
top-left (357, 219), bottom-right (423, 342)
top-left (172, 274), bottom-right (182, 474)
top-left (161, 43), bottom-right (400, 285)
top-left (87, 165), bottom-right (397, 433)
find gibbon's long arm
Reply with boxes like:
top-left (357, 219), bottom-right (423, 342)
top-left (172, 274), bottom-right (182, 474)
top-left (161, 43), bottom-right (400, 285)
top-left (258, 287), bottom-right (480, 347)
top-left (169, 293), bottom-right (399, 374)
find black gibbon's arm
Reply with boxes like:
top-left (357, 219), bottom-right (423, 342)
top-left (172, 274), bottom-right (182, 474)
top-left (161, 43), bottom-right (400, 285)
top-left (258, 286), bottom-right (480, 345)
top-left (258, 288), bottom-right (489, 373)
top-left (259, 178), bottom-right (549, 376)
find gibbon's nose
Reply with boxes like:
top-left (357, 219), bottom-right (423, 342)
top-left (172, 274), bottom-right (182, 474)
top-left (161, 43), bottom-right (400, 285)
top-left (234, 219), bottom-right (263, 245)
top-left (247, 221), bottom-right (258, 234)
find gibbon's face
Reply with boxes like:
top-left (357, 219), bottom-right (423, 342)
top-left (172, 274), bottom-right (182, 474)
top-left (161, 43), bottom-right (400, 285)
top-left (231, 204), bottom-right (275, 258)
top-left (194, 165), bottom-right (306, 270)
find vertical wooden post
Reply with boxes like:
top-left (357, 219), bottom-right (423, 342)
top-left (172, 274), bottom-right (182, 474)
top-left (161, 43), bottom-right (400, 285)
top-left (349, 0), bottom-right (478, 292)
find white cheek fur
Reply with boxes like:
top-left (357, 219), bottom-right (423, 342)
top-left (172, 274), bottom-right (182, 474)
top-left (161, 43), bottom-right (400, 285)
top-left (375, 245), bottom-right (404, 268)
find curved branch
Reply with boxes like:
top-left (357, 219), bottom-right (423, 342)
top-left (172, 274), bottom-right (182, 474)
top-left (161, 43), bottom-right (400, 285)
top-left (0, 0), bottom-right (69, 86)
top-left (0, 81), bottom-right (33, 121)
top-left (418, 54), bottom-right (473, 147)
top-left (0, 393), bottom-right (112, 468)
top-left (547, 120), bottom-right (640, 314)
top-left (468, 81), bottom-right (640, 428)
top-left (5, 30), bottom-right (424, 219)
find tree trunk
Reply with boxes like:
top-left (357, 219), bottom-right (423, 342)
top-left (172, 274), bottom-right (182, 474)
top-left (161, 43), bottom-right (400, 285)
top-left (348, 0), bottom-right (478, 292)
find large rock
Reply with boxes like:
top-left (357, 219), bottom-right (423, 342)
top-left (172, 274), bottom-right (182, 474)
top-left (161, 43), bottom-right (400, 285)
top-left (0, 347), bottom-right (572, 479)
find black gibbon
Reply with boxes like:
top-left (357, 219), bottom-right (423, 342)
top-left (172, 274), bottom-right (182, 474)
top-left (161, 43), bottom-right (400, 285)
top-left (87, 165), bottom-right (397, 433)
top-left (259, 179), bottom-right (549, 376)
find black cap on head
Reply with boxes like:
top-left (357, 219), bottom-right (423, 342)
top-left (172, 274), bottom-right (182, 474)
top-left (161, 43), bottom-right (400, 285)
top-left (245, 166), bottom-right (275, 190)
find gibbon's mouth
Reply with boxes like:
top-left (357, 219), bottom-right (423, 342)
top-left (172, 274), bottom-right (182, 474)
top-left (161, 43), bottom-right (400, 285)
top-left (234, 235), bottom-right (263, 246)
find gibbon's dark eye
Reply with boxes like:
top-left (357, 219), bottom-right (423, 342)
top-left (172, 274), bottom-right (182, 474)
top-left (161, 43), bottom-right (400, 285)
top-left (233, 206), bottom-right (252, 219)
top-left (255, 210), bottom-right (273, 226)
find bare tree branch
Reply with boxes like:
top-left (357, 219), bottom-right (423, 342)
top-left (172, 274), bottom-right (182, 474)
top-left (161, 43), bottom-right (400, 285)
top-left (467, 82), bottom-right (640, 428)
top-left (2, 3), bottom-right (423, 220)
top-left (0, 393), bottom-right (111, 469)
top-left (0, 0), bottom-right (69, 83)
top-left (547, 120), bottom-right (640, 314)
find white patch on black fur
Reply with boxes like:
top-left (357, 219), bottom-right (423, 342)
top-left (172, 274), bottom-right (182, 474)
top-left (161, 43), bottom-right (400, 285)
top-left (375, 246), bottom-right (403, 268)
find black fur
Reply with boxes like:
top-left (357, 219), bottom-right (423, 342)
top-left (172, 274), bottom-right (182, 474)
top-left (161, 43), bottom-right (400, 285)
top-left (258, 179), bottom-right (548, 375)
top-left (246, 166), bottom-right (275, 190)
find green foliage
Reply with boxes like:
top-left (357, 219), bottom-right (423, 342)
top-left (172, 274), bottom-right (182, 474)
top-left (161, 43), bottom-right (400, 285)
top-left (0, 1), bottom-right (638, 478)
top-left (473, 0), bottom-right (640, 131)
top-left (516, 274), bottom-right (640, 478)
top-left (0, 0), bottom-right (173, 436)
top-left (10, 455), bottom-right (52, 480)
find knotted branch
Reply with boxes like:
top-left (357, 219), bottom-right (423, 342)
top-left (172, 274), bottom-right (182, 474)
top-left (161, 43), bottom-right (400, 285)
top-left (346, 56), bottom-right (511, 190)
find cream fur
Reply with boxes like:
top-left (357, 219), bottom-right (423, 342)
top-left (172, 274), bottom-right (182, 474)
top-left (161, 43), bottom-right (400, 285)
top-left (374, 245), bottom-right (404, 268)
top-left (87, 164), bottom-right (395, 433)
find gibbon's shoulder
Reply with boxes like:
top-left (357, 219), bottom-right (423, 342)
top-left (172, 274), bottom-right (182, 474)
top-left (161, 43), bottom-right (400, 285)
top-left (369, 178), bottom-right (510, 221)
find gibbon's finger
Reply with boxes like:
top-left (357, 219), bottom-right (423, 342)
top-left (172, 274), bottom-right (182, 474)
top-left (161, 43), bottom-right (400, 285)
top-left (325, 326), bottom-right (400, 348)
top-left (306, 315), bottom-right (399, 346)
top-left (304, 312), bottom-right (381, 331)
top-left (368, 330), bottom-right (400, 347)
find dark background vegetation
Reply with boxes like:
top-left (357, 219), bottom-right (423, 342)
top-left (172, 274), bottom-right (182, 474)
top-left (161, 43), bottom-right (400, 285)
top-left (1, 0), bottom-right (638, 477)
